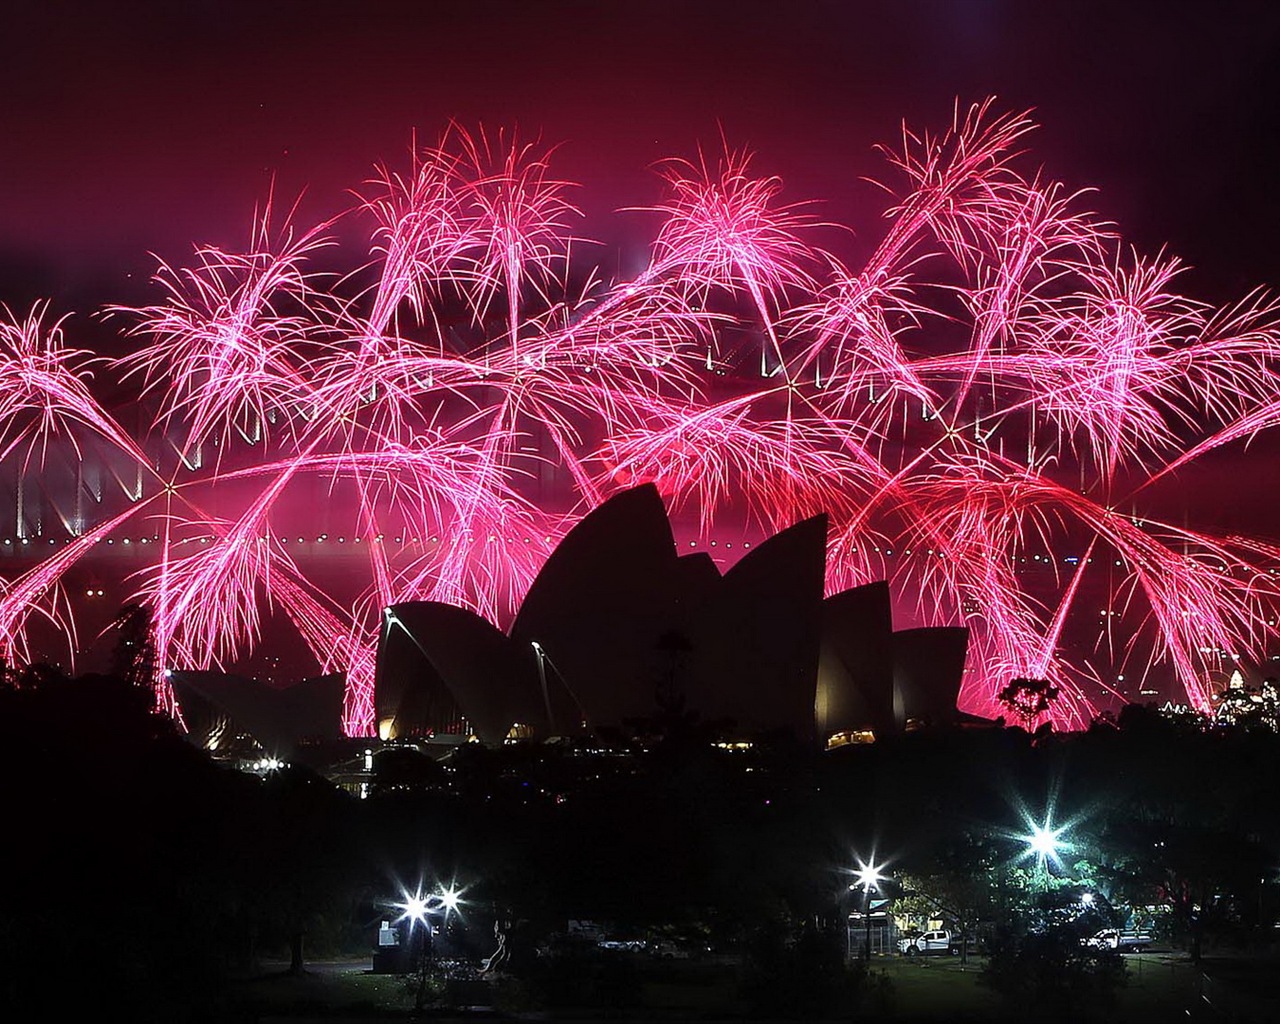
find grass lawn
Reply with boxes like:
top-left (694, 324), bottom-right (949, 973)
top-left (228, 950), bottom-right (1274, 1022)
top-left (877, 950), bottom-right (1236, 1023)
top-left (875, 956), bottom-right (1013, 1021)
top-left (229, 961), bottom-right (417, 1017)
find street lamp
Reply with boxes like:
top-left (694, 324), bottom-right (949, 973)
top-left (851, 858), bottom-right (885, 962)
top-left (397, 884), bottom-right (463, 1010)
top-left (1020, 815), bottom-right (1069, 880)
top-left (397, 884), bottom-right (462, 928)
top-left (438, 886), bottom-right (461, 914)
top-left (1026, 822), bottom-right (1063, 863)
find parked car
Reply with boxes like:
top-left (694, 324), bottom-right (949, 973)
top-left (650, 940), bottom-right (693, 959)
top-left (898, 929), bottom-right (958, 956)
top-left (1085, 929), bottom-right (1154, 951)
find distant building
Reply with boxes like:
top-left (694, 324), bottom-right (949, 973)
top-left (171, 669), bottom-right (347, 762)
top-left (376, 485), bottom-right (970, 745)
top-left (1212, 673), bottom-right (1279, 730)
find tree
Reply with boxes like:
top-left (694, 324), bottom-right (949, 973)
top-left (1, 667), bottom-right (239, 1019)
top-left (896, 834), bottom-right (1008, 964)
top-left (1102, 818), bottom-right (1268, 961)
top-left (998, 677), bottom-right (1060, 728)
top-left (742, 919), bottom-right (872, 1018)
top-left (982, 926), bottom-right (1126, 1020)
top-left (247, 765), bottom-right (361, 974)
top-left (110, 602), bottom-right (157, 689)
top-left (1093, 708), bottom-right (1280, 958)
top-left (0, 660), bottom-right (67, 691)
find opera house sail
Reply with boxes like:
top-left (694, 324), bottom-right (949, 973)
top-left (375, 485), bottom-right (968, 745)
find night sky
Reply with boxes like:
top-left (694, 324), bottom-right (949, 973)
top-left (4, 0), bottom-right (1280, 312)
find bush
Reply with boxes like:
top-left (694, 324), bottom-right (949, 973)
top-left (740, 921), bottom-right (875, 1018)
top-left (521, 946), bottom-right (644, 1010)
top-left (982, 926), bottom-right (1127, 1020)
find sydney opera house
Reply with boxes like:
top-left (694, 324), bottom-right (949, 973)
top-left (374, 485), bottom-right (970, 747)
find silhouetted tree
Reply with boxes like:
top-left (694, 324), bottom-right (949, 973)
top-left (247, 765), bottom-right (361, 974)
top-left (111, 601), bottom-right (157, 688)
top-left (998, 676), bottom-right (1060, 726)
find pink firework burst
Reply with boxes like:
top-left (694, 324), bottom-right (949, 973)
top-left (2, 101), bottom-right (1278, 735)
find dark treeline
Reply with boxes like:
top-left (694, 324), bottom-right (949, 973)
top-left (4, 668), bottom-right (1278, 1018)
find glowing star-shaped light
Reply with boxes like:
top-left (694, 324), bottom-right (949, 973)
top-left (399, 891), bottom-right (431, 925)
top-left (397, 883), bottom-right (463, 926)
top-left (437, 886), bottom-right (461, 914)
top-left (854, 858), bottom-right (885, 891)
top-left (1023, 819), bottom-right (1068, 867)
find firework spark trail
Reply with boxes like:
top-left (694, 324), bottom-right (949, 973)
top-left (269, 563), bottom-right (378, 732)
top-left (113, 203), bottom-right (337, 456)
top-left (898, 461), bottom-right (1097, 725)
top-left (908, 457), bottom-right (1276, 716)
top-left (149, 512), bottom-right (183, 717)
top-left (0, 500), bottom-right (158, 662)
top-left (1133, 290), bottom-right (1280, 487)
top-left (156, 431), bottom-right (557, 730)
top-left (948, 182), bottom-right (1105, 415)
top-left (649, 145), bottom-right (821, 377)
top-left (0, 304), bottom-right (149, 468)
top-left (597, 388), bottom-right (877, 533)
top-left (862, 100), bottom-right (1035, 288)
top-left (1032, 537), bottom-right (1100, 685)
top-left (359, 140), bottom-right (473, 344)
top-left (138, 432), bottom-right (336, 673)
top-left (451, 126), bottom-right (580, 362)
top-left (1076, 508), bottom-right (1271, 714)
top-left (423, 489), bottom-right (559, 624)
top-left (4, 101), bottom-right (1280, 732)
top-left (914, 259), bottom-right (1280, 481)
top-left (788, 266), bottom-right (935, 410)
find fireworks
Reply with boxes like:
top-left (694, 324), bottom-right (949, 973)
top-left (3, 102), bottom-right (1279, 734)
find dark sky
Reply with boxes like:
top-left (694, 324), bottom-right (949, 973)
top-left (3, 0), bottom-right (1280, 311)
